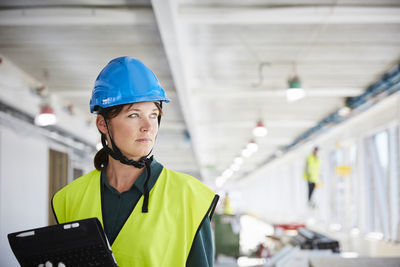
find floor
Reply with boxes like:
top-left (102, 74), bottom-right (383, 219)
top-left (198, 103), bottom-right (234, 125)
top-left (214, 225), bottom-right (400, 267)
top-left (215, 256), bottom-right (238, 267)
top-left (214, 204), bottom-right (400, 267)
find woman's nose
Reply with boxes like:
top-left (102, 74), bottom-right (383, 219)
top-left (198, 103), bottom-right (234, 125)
top-left (140, 118), bottom-right (152, 132)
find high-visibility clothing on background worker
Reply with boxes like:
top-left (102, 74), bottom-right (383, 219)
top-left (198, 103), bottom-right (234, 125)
top-left (303, 154), bottom-right (321, 183)
top-left (52, 168), bottom-right (218, 266)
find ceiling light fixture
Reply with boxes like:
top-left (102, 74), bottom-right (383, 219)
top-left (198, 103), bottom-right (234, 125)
top-left (252, 120), bottom-right (268, 137)
top-left (215, 176), bottom-right (226, 188)
top-left (241, 148), bottom-right (252, 158)
top-left (286, 62), bottom-right (305, 102)
top-left (246, 140), bottom-right (258, 153)
top-left (234, 156), bottom-right (243, 165)
top-left (34, 105), bottom-right (57, 126)
top-left (230, 163), bottom-right (241, 172)
top-left (222, 169), bottom-right (234, 178)
top-left (286, 76), bottom-right (305, 102)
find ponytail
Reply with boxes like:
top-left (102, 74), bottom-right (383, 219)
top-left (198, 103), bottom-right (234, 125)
top-left (94, 135), bottom-right (108, 170)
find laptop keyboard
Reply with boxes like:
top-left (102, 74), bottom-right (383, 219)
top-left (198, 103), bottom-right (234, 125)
top-left (23, 243), bottom-right (116, 267)
top-left (8, 218), bottom-right (118, 267)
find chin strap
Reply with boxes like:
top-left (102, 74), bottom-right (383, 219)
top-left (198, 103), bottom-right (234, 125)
top-left (101, 135), bottom-right (147, 168)
top-left (142, 157), bottom-right (152, 213)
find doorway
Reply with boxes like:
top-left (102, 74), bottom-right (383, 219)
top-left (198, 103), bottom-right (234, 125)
top-left (48, 149), bottom-right (69, 225)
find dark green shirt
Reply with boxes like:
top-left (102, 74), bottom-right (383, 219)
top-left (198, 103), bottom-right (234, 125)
top-left (101, 159), bottom-right (214, 266)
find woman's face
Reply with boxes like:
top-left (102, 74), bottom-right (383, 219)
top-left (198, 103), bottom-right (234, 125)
top-left (102, 101), bottom-right (160, 161)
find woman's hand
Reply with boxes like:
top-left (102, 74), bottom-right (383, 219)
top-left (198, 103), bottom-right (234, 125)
top-left (38, 261), bottom-right (66, 267)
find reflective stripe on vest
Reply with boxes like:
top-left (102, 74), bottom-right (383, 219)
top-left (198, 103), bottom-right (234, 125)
top-left (52, 168), bottom-right (216, 266)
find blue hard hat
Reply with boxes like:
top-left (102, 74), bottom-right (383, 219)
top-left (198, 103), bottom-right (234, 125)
top-left (90, 57), bottom-right (170, 113)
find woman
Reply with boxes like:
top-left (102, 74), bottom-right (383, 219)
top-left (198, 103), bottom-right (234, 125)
top-left (52, 57), bottom-right (219, 266)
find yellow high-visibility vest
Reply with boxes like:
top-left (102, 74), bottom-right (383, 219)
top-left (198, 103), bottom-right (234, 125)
top-left (52, 168), bottom-right (217, 266)
top-left (303, 154), bottom-right (321, 183)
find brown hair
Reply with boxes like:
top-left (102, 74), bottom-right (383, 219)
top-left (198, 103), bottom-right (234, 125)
top-left (94, 102), bottom-right (163, 170)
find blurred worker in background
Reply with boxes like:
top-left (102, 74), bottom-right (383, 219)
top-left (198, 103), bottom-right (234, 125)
top-left (223, 192), bottom-right (234, 215)
top-left (52, 57), bottom-right (219, 266)
top-left (303, 147), bottom-right (321, 208)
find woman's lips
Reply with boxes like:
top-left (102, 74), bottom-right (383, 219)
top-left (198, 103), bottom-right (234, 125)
top-left (136, 138), bottom-right (152, 143)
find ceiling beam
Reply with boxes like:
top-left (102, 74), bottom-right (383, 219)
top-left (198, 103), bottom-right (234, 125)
top-left (151, 0), bottom-right (206, 176)
top-left (179, 6), bottom-right (400, 25)
top-left (198, 120), bottom-right (316, 128)
top-left (192, 88), bottom-right (364, 98)
top-left (54, 90), bottom-right (177, 99)
top-left (0, 7), bottom-right (155, 25)
top-left (197, 137), bottom-right (293, 147)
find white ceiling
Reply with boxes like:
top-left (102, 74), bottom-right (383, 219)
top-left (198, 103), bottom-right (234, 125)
top-left (0, 0), bottom-right (399, 186)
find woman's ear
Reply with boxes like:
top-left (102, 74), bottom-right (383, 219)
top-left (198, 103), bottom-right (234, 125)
top-left (96, 114), bottom-right (108, 135)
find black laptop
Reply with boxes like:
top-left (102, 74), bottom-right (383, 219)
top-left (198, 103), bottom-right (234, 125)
top-left (8, 218), bottom-right (118, 267)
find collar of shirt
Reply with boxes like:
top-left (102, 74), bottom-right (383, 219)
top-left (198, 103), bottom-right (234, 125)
top-left (101, 158), bottom-right (163, 195)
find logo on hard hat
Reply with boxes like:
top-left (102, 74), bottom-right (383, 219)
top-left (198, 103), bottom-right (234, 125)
top-left (102, 98), bottom-right (113, 105)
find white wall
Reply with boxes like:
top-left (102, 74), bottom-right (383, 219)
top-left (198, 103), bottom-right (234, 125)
top-left (0, 124), bottom-right (94, 266)
top-left (227, 155), bottom-right (309, 224)
top-left (0, 56), bottom-right (95, 265)
top-left (227, 92), bottom-right (400, 226)
top-left (0, 126), bottom-right (49, 266)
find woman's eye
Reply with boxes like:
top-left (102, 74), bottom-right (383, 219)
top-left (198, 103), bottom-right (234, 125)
top-left (150, 113), bottom-right (159, 119)
top-left (129, 113), bottom-right (138, 118)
